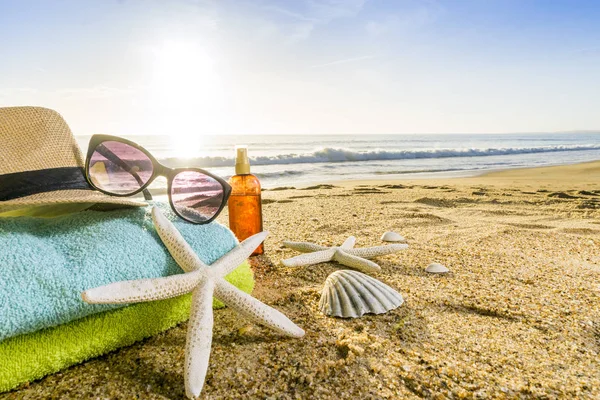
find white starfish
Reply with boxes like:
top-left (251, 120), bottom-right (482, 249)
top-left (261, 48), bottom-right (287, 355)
top-left (82, 207), bottom-right (304, 400)
top-left (281, 236), bottom-right (408, 273)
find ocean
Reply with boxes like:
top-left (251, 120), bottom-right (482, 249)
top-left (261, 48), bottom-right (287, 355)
top-left (76, 133), bottom-right (600, 189)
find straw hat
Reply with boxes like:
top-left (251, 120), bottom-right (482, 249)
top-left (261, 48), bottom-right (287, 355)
top-left (0, 106), bottom-right (145, 212)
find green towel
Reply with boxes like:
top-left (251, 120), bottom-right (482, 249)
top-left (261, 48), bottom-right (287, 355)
top-left (0, 262), bottom-right (253, 393)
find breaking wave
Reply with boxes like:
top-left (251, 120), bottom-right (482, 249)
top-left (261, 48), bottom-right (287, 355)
top-left (160, 144), bottom-right (600, 168)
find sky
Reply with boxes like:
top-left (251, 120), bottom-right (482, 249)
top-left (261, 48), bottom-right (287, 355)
top-left (1, 0), bottom-right (599, 136)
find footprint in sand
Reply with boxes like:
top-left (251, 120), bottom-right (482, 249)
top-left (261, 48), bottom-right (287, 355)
top-left (414, 197), bottom-right (456, 208)
top-left (300, 184), bottom-right (338, 190)
top-left (505, 223), bottom-right (554, 230)
top-left (353, 188), bottom-right (391, 194)
top-left (577, 201), bottom-right (600, 209)
top-left (561, 228), bottom-right (600, 235)
top-left (377, 184), bottom-right (410, 189)
top-left (402, 212), bottom-right (454, 225)
top-left (547, 192), bottom-right (581, 199)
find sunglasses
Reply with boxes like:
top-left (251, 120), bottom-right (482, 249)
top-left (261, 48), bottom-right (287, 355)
top-left (85, 134), bottom-right (231, 224)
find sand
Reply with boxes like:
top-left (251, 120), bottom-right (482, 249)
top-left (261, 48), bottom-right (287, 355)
top-left (3, 161), bottom-right (599, 399)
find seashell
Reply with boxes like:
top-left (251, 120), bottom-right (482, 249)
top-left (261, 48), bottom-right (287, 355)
top-left (425, 263), bottom-right (449, 274)
top-left (319, 270), bottom-right (404, 318)
top-left (380, 231), bottom-right (405, 242)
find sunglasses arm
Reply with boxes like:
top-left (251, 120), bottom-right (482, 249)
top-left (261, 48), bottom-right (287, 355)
top-left (94, 144), bottom-right (153, 200)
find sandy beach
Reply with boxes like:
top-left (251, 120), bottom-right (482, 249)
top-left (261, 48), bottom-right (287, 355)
top-left (3, 161), bottom-right (599, 399)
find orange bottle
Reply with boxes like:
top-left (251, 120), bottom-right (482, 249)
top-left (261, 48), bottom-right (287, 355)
top-left (228, 146), bottom-right (264, 255)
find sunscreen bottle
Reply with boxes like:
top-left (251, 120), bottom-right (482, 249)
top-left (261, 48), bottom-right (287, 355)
top-left (227, 146), bottom-right (264, 255)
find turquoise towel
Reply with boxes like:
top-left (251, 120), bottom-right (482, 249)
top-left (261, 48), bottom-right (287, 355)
top-left (0, 203), bottom-right (239, 342)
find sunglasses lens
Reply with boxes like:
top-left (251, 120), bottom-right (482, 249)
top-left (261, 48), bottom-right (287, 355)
top-left (88, 141), bottom-right (154, 195)
top-left (171, 171), bottom-right (225, 223)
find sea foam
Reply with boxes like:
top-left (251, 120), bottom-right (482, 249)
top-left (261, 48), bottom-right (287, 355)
top-left (160, 144), bottom-right (600, 168)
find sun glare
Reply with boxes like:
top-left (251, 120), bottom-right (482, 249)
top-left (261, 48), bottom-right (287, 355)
top-left (170, 133), bottom-right (205, 159)
top-left (147, 40), bottom-right (225, 153)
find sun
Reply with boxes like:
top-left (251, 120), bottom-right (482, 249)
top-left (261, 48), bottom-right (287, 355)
top-left (147, 40), bottom-right (225, 154)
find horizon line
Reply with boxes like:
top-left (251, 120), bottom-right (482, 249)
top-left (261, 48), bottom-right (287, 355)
top-left (74, 130), bottom-right (600, 137)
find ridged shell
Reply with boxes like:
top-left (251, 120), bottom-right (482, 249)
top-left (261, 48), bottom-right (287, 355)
top-left (319, 270), bottom-right (404, 318)
top-left (425, 263), bottom-right (449, 273)
top-left (380, 231), bottom-right (405, 242)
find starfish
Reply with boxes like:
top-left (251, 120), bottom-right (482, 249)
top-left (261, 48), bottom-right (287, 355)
top-left (281, 236), bottom-right (408, 274)
top-left (82, 207), bottom-right (304, 400)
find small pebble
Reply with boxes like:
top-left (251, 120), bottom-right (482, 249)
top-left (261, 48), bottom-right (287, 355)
top-left (381, 231), bottom-right (405, 242)
top-left (425, 263), bottom-right (450, 274)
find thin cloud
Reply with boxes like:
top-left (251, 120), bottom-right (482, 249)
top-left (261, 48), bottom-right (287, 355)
top-left (263, 5), bottom-right (317, 22)
top-left (365, 1), bottom-right (443, 37)
top-left (311, 55), bottom-right (376, 68)
top-left (261, 0), bottom-right (368, 42)
top-left (307, 0), bottom-right (368, 22)
top-left (570, 46), bottom-right (600, 55)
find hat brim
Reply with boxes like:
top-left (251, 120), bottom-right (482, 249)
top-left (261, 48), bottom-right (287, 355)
top-left (0, 189), bottom-right (146, 213)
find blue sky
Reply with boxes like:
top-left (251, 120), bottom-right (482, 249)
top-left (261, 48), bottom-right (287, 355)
top-left (1, 0), bottom-right (599, 135)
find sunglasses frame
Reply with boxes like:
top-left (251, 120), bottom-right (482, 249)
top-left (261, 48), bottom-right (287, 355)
top-left (85, 134), bottom-right (232, 224)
